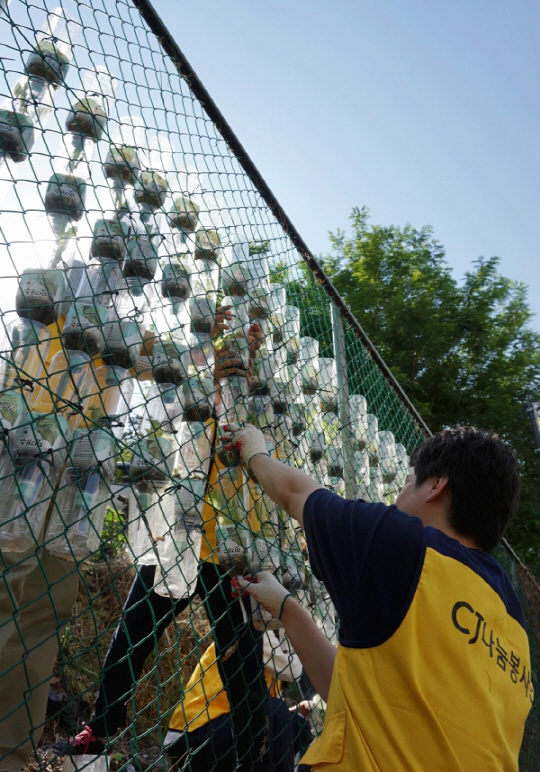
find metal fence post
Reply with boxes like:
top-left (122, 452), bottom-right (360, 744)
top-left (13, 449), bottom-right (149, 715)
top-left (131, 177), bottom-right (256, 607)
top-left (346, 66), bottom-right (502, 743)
top-left (331, 302), bottom-right (357, 499)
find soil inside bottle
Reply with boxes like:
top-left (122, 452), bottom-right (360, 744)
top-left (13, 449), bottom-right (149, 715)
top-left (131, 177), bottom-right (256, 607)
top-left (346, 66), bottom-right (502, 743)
top-left (65, 98), bottom-right (107, 140)
top-left (103, 146), bottom-right (140, 184)
top-left (45, 174), bottom-right (87, 221)
top-left (25, 42), bottom-right (70, 85)
top-left (0, 109), bottom-right (35, 162)
top-left (184, 403), bottom-right (212, 422)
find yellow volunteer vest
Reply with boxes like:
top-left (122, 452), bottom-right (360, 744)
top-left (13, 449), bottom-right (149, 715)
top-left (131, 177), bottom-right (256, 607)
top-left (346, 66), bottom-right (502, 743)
top-left (169, 642), bottom-right (276, 734)
top-left (301, 546), bottom-right (533, 771)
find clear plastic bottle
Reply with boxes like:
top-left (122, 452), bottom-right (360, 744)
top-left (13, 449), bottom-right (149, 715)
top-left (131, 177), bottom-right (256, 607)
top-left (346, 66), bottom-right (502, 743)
top-left (24, 7), bottom-right (81, 85)
top-left (221, 242), bottom-right (250, 296)
top-left (349, 394), bottom-right (369, 450)
top-left (103, 115), bottom-right (145, 210)
top-left (153, 478), bottom-right (205, 598)
top-left (182, 338), bottom-right (216, 423)
top-left (355, 449), bottom-right (371, 500)
top-left (211, 467), bottom-right (252, 574)
top-left (65, 66), bottom-right (116, 140)
top-left (90, 209), bottom-right (130, 262)
top-left (175, 421), bottom-right (213, 479)
top-left (0, 7), bottom-right (80, 164)
top-left (103, 277), bottom-right (152, 370)
top-left (0, 455), bottom-right (57, 551)
top-left (152, 330), bottom-right (190, 385)
top-left (30, 350), bottom-right (92, 433)
top-left (69, 365), bottom-right (134, 479)
top-left (63, 261), bottom-right (122, 356)
top-left (135, 134), bottom-right (174, 219)
top-left (366, 413), bottom-right (380, 466)
top-left (326, 442), bottom-right (344, 478)
top-left (319, 357), bottom-right (338, 413)
top-left (160, 249), bottom-right (192, 302)
top-left (44, 466), bottom-right (110, 561)
top-left (129, 384), bottom-right (182, 483)
top-left (283, 305), bottom-right (301, 362)
top-left (126, 480), bottom-right (168, 565)
top-left (193, 228), bottom-right (221, 262)
top-left (0, 318), bottom-right (51, 450)
top-left (378, 430), bottom-right (398, 483)
top-left (299, 337), bottom-right (320, 395)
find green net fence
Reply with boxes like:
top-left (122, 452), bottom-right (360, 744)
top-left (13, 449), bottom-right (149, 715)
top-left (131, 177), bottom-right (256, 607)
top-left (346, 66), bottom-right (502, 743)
top-left (0, 1), bottom-right (537, 771)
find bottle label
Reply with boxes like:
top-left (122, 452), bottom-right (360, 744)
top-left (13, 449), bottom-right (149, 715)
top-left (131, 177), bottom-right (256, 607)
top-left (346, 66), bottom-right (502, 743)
top-left (131, 436), bottom-right (174, 478)
top-left (128, 239), bottom-right (156, 260)
top-left (70, 428), bottom-right (116, 478)
top-left (105, 319), bottom-right (141, 350)
top-left (0, 390), bottom-right (26, 432)
top-left (64, 303), bottom-right (108, 333)
top-left (14, 414), bottom-right (72, 461)
top-left (153, 340), bottom-right (186, 368)
top-left (18, 270), bottom-right (64, 304)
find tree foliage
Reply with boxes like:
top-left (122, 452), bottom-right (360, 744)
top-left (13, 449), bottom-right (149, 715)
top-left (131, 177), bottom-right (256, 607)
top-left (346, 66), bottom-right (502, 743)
top-left (324, 207), bottom-right (540, 573)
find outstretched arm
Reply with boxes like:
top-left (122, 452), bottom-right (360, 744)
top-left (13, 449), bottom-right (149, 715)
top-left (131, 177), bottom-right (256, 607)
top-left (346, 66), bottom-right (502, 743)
top-left (234, 572), bottom-right (336, 702)
top-left (223, 424), bottom-right (322, 527)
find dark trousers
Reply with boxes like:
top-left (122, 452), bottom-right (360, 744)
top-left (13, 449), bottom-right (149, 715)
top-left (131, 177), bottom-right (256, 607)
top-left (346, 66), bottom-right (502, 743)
top-left (89, 562), bottom-right (270, 770)
top-left (166, 697), bottom-right (313, 772)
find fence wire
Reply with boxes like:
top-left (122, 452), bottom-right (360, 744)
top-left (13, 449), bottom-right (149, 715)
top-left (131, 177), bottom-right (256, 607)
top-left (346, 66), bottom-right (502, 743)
top-left (0, 1), bottom-right (537, 771)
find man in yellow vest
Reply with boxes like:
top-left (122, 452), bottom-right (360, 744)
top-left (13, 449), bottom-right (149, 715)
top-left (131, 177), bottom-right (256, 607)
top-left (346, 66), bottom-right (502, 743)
top-left (225, 424), bottom-right (533, 771)
top-left (164, 631), bottom-right (314, 771)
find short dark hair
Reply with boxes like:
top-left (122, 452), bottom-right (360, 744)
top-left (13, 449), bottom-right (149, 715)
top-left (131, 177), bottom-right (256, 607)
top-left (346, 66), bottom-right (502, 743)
top-left (410, 426), bottom-right (520, 553)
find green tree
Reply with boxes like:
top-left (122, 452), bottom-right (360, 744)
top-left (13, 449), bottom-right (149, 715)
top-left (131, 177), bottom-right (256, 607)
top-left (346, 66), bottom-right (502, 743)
top-left (325, 206), bottom-right (540, 572)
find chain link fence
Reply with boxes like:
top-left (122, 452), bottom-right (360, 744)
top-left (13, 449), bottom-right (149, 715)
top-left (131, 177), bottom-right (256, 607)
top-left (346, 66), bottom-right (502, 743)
top-left (0, 1), bottom-right (537, 770)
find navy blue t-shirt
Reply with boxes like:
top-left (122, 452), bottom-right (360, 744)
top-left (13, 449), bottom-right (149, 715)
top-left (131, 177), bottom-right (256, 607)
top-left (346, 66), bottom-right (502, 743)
top-left (303, 488), bottom-right (525, 648)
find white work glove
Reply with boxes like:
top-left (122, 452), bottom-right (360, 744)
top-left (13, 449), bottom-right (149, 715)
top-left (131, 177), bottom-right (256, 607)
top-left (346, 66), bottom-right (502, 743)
top-left (222, 422), bottom-right (270, 467)
top-left (231, 571), bottom-right (293, 620)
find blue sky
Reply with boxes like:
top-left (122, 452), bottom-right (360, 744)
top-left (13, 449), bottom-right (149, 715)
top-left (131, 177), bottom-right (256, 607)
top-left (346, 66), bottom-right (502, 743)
top-left (152, 0), bottom-right (540, 329)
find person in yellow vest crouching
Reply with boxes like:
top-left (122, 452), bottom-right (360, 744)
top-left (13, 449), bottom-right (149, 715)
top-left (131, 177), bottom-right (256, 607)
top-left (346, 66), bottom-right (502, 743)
top-left (164, 630), bottom-right (314, 771)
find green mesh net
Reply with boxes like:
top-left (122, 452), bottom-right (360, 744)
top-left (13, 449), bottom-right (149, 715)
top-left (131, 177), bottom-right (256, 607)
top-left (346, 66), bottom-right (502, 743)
top-left (0, 2), bottom-right (537, 771)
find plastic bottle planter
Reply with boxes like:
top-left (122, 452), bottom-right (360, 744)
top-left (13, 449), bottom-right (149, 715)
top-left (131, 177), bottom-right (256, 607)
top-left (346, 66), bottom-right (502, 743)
top-left (246, 396), bottom-right (274, 432)
top-left (182, 375), bottom-right (214, 422)
top-left (330, 476), bottom-right (346, 497)
top-left (319, 358), bottom-right (338, 413)
top-left (289, 403), bottom-right (307, 437)
top-left (45, 467), bottom-right (109, 561)
top-left (125, 482), bottom-right (164, 565)
top-left (355, 450), bottom-right (370, 500)
top-left (283, 306), bottom-right (301, 362)
top-left (305, 429), bottom-right (325, 464)
top-left (153, 478), bottom-right (205, 598)
top-left (69, 423), bottom-right (116, 480)
top-left (152, 335), bottom-right (189, 385)
top-left (44, 173), bottom-right (87, 221)
top-left (322, 412), bottom-right (339, 446)
top-left (175, 421), bottom-right (213, 478)
top-left (281, 552), bottom-right (305, 592)
top-left (247, 287), bottom-right (270, 321)
top-left (188, 295), bottom-right (216, 336)
top-left (299, 337), bottom-right (320, 396)
top-left (212, 468), bottom-right (253, 575)
top-left (135, 170), bottom-right (169, 210)
top-left (63, 260), bottom-right (122, 356)
top-left (129, 385), bottom-right (182, 482)
top-left (215, 424), bottom-right (241, 468)
top-left (16, 268), bottom-right (66, 325)
top-left (350, 395), bottom-right (369, 451)
top-left (125, 236), bottom-right (159, 281)
top-left (378, 431), bottom-right (398, 483)
top-left (368, 465), bottom-right (384, 504)
top-left (91, 217), bottom-right (129, 261)
top-left (395, 443), bottom-right (409, 488)
top-left (215, 325), bottom-right (250, 370)
top-left (194, 228), bottom-right (221, 262)
top-left (104, 315), bottom-right (144, 371)
top-left (104, 145), bottom-right (141, 184)
top-left (168, 196), bottom-right (200, 235)
top-left (366, 414), bottom-right (379, 466)
top-left (65, 65), bottom-right (116, 139)
top-left (63, 302), bottom-right (109, 356)
top-left (0, 317), bottom-right (50, 390)
top-left (221, 243), bottom-right (250, 296)
top-left (0, 456), bottom-right (57, 551)
top-left (161, 257), bottom-right (192, 302)
top-left (11, 411), bottom-right (72, 467)
top-left (219, 375), bottom-right (249, 426)
top-left (0, 109), bottom-right (35, 163)
top-left (326, 444), bottom-right (344, 478)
